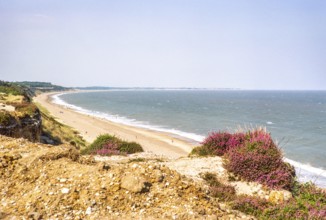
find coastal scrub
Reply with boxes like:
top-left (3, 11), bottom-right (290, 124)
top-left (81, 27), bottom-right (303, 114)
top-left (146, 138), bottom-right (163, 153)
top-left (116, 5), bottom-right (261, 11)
top-left (194, 128), bottom-right (326, 219)
top-left (192, 129), bottom-right (295, 190)
top-left (81, 134), bottom-right (143, 156)
top-left (231, 182), bottom-right (326, 219)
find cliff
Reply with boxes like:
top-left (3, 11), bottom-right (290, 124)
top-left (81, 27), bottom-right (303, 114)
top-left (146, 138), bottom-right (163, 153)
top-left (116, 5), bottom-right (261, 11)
top-left (0, 81), bottom-right (72, 144)
top-left (0, 135), bottom-right (252, 219)
top-left (0, 107), bottom-right (41, 142)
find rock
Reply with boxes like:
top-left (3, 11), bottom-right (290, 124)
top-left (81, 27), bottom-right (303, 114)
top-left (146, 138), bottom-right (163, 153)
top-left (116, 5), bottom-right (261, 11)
top-left (85, 207), bottom-right (92, 215)
top-left (0, 108), bottom-right (41, 142)
top-left (28, 212), bottom-right (42, 220)
top-left (40, 135), bottom-right (55, 145)
top-left (120, 173), bottom-right (150, 193)
top-left (153, 169), bottom-right (164, 182)
top-left (60, 178), bottom-right (67, 183)
top-left (268, 190), bottom-right (292, 204)
top-left (97, 162), bottom-right (110, 171)
top-left (61, 188), bottom-right (70, 194)
top-left (0, 135), bottom-right (256, 219)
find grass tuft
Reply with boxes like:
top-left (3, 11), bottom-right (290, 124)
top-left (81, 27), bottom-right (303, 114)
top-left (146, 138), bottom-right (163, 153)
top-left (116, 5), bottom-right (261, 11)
top-left (36, 103), bottom-right (86, 148)
top-left (201, 172), bottom-right (236, 202)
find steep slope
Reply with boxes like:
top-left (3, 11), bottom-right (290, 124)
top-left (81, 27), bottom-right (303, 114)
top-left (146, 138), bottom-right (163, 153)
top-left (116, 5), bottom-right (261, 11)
top-left (0, 135), bottom-right (251, 219)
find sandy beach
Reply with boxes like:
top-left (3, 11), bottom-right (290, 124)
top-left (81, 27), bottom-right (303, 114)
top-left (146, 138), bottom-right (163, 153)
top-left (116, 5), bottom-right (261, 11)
top-left (34, 91), bottom-right (197, 158)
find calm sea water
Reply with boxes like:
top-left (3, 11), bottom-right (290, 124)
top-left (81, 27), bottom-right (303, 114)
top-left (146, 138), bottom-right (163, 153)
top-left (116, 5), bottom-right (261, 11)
top-left (55, 90), bottom-right (326, 187)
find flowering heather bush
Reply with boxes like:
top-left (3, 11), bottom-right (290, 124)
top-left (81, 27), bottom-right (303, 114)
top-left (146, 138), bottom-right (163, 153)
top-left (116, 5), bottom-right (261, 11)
top-left (262, 183), bottom-right (326, 219)
top-left (225, 129), bottom-right (295, 190)
top-left (201, 131), bottom-right (245, 156)
top-left (81, 134), bottom-right (144, 156)
top-left (232, 195), bottom-right (270, 216)
top-left (96, 142), bottom-right (121, 156)
top-left (210, 184), bottom-right (236, 202)
top-left (231, 182), bottom-right (326, 219)
top-left (257, 163), bottom-right (295, 190)
top-left (192, 128), bottom-right (295, 189)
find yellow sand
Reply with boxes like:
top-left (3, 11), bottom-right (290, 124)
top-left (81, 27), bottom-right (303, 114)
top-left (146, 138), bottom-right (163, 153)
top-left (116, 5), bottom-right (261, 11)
top-left (34, 91), bottom-right (197, 158)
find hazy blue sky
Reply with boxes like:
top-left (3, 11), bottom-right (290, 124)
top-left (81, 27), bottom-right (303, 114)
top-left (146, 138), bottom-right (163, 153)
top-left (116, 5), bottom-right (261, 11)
top-left (0, 0), bottom-right (325, 89)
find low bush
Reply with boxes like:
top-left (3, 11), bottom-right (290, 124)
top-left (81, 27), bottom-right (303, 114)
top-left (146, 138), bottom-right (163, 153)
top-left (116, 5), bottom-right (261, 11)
top-left (193, 128), bottom-right (295, 190)
top-left (273, 182), bottom-right (326, 219)
top-left (201, 172), bottom-right (236, 201)
top-left (194, 129), bottom-right (326, 219)
top-left (37, 103), bottom-right (86, 148)
top-left (81, 134), bottom-right (144, 156)
top-left (0, 85), bottom-right (23, 96)
top-left (201, 131), bottom-right (232, 156)
top-left (232, 195), bottom-right (270, 216)
top-left (190, 146), bottom-right (211, 156)
top-left (119, 141), bottom-right (143, 154)
top-left (225, 129), bottom-right (295, 190)
top-left (0, 111), bottom-right (14, 126)
top-left (15, 103), bottom-right (39, 117)
top-left (201, 131), bottom-right (245, 156)
top-left (95, 142), bottom-right (121, 156)
top-left (232, 182), bottom-right (326, 219)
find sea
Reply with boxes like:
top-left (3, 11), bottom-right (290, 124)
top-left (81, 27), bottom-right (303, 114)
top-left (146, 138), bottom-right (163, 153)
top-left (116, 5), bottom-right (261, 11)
top-left (53, 89), bottom-right (326, 188)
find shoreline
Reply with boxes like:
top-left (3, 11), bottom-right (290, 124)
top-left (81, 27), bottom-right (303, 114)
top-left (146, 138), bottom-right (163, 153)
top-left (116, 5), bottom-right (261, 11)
top-left (34, 91), bottom-right (197, 158)
top-left (33, 90), bottom-right (326, 188)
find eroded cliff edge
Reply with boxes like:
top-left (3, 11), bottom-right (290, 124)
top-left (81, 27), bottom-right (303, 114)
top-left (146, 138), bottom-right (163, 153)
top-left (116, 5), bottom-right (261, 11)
top-left (0, 135), bottom-right (252, 219)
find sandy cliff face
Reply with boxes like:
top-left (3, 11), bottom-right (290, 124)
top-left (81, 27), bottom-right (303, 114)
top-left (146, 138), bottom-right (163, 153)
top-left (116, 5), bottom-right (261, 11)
top-left (0, 135), bottom-right (253, 220)
top-left (0, 109), bottom-right (41, 142)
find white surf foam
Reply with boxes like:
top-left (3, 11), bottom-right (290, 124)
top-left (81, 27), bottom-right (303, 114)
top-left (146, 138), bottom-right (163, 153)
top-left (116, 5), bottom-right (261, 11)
top-left (284, 158), bottom-right (326, 188)
top-left (53, 92), bottom-right (326, 188)
top-left (52, 93), bottom-right (205, 143)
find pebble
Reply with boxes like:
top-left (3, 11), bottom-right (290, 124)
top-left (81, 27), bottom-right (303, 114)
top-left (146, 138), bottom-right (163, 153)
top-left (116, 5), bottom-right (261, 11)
top-left (85, 207), bottom-right (92, 215)
top-left (61, 188), bottom-right (70, 194)
top-left (60, 178), bottom-right (67, 183)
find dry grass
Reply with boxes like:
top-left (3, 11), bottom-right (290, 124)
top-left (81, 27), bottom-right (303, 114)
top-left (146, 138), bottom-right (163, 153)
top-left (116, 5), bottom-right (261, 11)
top-left (0, 93), bottom-right (24, 103)
top-left (35, 103), bottom-right (87, 149)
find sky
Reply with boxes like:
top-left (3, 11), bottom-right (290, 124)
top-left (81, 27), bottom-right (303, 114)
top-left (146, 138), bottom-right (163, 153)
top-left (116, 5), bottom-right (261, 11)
top-left (0, 0), bottom-right (325, 89)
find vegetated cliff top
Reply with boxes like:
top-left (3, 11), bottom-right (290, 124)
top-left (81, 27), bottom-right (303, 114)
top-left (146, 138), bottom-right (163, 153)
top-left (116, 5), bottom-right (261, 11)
top-left (0, 80), bottom-right (68, 125)
top-left (13, 81), bottom-right (70, 96)
top-left (0, 81), bottom-right (41, 122)
top-left (0, 81), bottom-right (42, 142)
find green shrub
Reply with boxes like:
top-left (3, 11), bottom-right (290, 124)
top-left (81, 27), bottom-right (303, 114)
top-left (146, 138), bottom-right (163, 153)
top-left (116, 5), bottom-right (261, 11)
top-left (200, 131), bottom-right (245, 156)
top-left (192, 129), bottom-right (295, 190)
top-left (81, 134), bottom-right (117, 154)
top-left (266, 182), bottom-right (326, 219)
top-left (231, 195), bottom-right (270, 216)
top-left (15, 103), bottom-right (39, 117)
top-left (231, 182), bottom-right (326, 219)
top-left (128, 158), bottom-right (145, 163)
top-left (0, 111), bottom-right (14, 126)
top-left (190, 146), bottom-right (211, 156)
top-left (202, 172), bottom-right (236, 201)
top-left (81, 134), bottom-right (144, 156)
top-left (119, 141), bottom-right (143, 154)
top-left (0, 85), bottom-right (23, 96)
top-left (225, 129), bottom-right (295, 190)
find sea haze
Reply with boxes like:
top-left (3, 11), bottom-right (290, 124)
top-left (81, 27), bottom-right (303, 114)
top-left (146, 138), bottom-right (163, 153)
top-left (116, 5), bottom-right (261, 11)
top-left (56, 90), bottom-right (326, 187)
